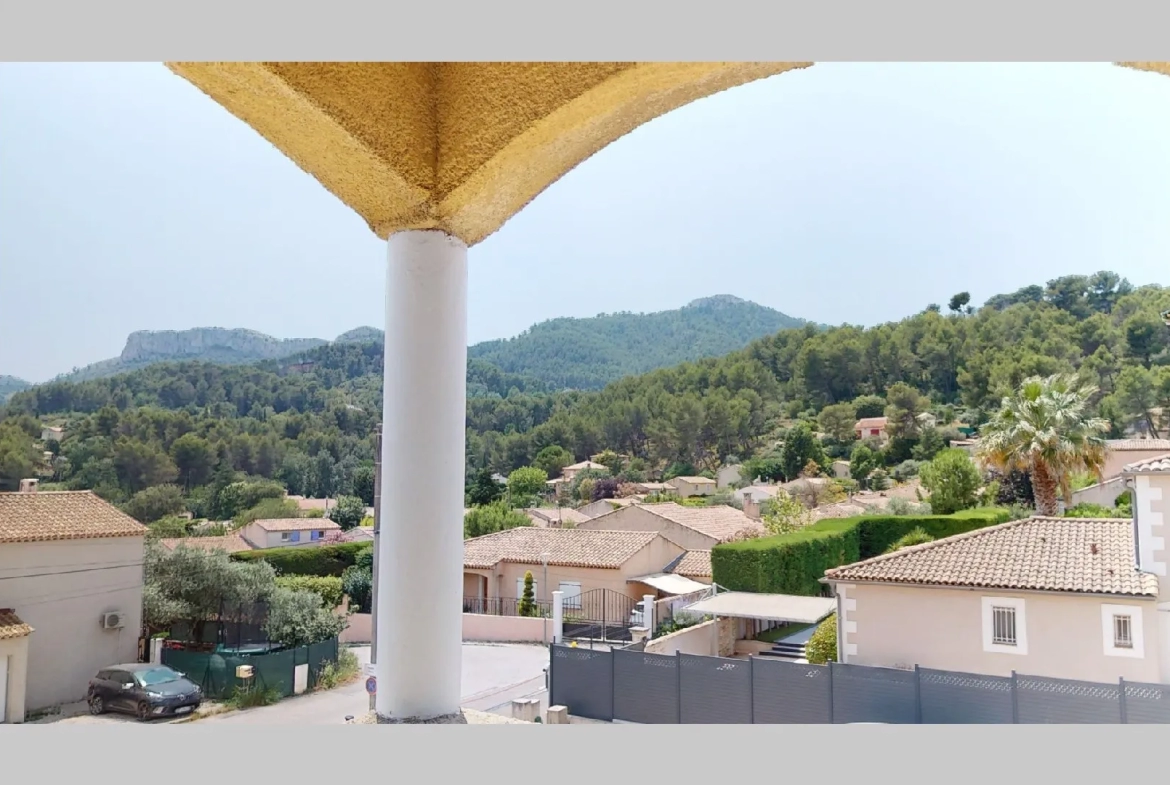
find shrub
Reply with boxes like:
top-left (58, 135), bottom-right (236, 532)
top-left (124, 484), bottom-right (187, 523)
top-left (518, 571), bottom-right (536, 617)
top-left (274, 575), bottom-right (344, 609)
top-left (806, 614), bottom-right (837, 665)
top-left (711, 508), bottom-right (1010, 595)
top-left (884, 527), bottom-right (935, 553)
top-left (918, 448), bottom-right (982, 514)
top-left (341, 564), bottom-right (372, 613)
top-left (232, 497), bottom-right (300, 529)
top-left (1064, 503), bottom-right (1129, 519)
top-left (315, 648), bottom-right (360, 690)
top-left (891, 460), bottom-right (921, 483)
top-left (232, 541), bottom-right (371, 577)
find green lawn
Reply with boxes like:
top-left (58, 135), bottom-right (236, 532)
top-left (756, 623), bottom-right (812, 643)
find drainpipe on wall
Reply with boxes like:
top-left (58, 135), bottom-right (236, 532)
top-left (833, 584), bottom-right (845, 664)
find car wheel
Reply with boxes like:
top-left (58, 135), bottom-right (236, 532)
top-left (88, 696), bottom-right (104, 715)
top-left (136, 702), bottom-right (152, 722)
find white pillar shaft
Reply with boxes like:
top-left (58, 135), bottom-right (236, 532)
top-left (644, 594), bottom-right (656, 639)
top-left (552, 591), bottom-right (564, 644)
top-left (375, 230), bottom-right (468, 720)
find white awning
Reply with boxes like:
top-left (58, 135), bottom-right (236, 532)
top-left (629, 573), bottom-right (711, 596)
top-left (684, 592), bottom-right (836, 624)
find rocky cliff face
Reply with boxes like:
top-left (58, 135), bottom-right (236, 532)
top-left (120, 328), bottom-right (326, 364)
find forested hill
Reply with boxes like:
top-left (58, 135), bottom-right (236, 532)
top-left (1, 273), bottom-right (1166, 507)
top-left (0, 376), bottom-right (30, 404)
top-left (465, 295), bottom-right (812, 390)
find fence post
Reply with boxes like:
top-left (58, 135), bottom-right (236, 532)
top-left (547, 643), bottom-right (555, 707)
top-left (552, 591), bottom-right (564, 644)
top-left (610, 646), bottom-right (616, 723)
top-left (1010, 671), bottom-right (1019, 724)
top-left (827, 661), bottom-right (835, 725)
top-left (1119, 678), bottom-right (1128, 724)
top-left (914, 665), bottom-right (923, 724)
top-left (676, 651), bottom-right (683, 724)
top-left (749, 656), bottom-right (756, 724)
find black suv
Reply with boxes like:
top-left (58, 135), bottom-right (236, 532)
top-left (88, 663), bottom-right (202, 721)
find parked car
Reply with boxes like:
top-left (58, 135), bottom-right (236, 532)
top-left (87, 663), bottom-right (202, 721)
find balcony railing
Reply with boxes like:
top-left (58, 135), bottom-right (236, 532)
top-left (463, 596), bottom-right (552, 618)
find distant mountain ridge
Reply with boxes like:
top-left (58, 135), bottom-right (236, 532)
top-left (0, 375), bottom-right (30, 404)
top-left (25, 295), bottom-right (811, 391)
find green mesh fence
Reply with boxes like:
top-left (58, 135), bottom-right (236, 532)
top-left (160, 638), bottom-right (340, 701)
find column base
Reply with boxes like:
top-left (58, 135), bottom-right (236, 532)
top-left (374, 710), bottom-right (468, 724)
top-left (356, 708), bottom-right (533, 724)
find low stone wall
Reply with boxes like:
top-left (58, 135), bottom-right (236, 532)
top-left (337, 612), bottom-right (550, 645)
top-left (717, 617), bottom-right (737, 657)
top-left (463, 613), bottom-right (549, 644)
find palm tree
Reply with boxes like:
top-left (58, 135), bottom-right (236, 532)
top-left (978, 374), bottom-right (1108, 516)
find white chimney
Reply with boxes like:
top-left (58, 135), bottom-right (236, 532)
top-left (19, 478), bottom-right (38, 493)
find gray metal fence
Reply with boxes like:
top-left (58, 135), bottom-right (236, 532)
top-left (548, 644), bottom-right (1170, 724)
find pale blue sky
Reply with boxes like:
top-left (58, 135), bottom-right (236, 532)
top-left (1, 62), bottom-right (1168, 383)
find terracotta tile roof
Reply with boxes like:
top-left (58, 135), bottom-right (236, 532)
top-left (158, 533), bottom-right (254, 554)
top-left (641, 503), bottom-right (765, 543)
top-left (525, 507), bottom-right (591, 526)
top-left (670, 476), bottom-right (716, 485)
top-left (464, 527), bottom-right (658, 570)
top-left (0, 491), bottom-right (146, 544)
top-left (1108, 439), bottom-right (1170, 452)
top-left (0, 609), bottom-right (33, 640)
top-left (565, 461), bottom-right (606, 471)
top-left (668, 550), bottom-right (712, 578)
top-left (1123, 453), bottom-right (1170, 474)
top-left (855, 417), bottom-right (888, 430)
top-left (825, 517), bottom-right (1158, 598)
top-left (248, 518), bottom-right (340, 532)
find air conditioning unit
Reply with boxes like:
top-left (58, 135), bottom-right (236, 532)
top-left (101, 611), bottom-right (125, 630)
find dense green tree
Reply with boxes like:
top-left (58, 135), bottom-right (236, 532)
top-left (780, 423), bottom-right (826, 482)
top-left (328, 495), bottom-right (367, 531)
top-left (170, 433), bottom-right (216, 491)
top-left (124, 484), bottom-right (187, 523)
top-left (351, 464), bottom-right (376, 505)
top-left (507, 466), bottom-right (548, 504)
top-left (463, 501), bottom-right (531, 538)
top-left (532, 445), bottom-right (573, 479)
top-left (817, 402), bottom-right (858, 443)
top-left (467, 467), bottom-right (504, 506)
top-left (919, 449), bottom-right (982, 515)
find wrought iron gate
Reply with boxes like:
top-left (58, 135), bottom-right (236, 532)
top-left (561, 589), bottom-right (638, 642)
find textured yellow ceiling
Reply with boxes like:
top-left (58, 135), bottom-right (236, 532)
top-left (166, 61), bottom-right (1169, 246)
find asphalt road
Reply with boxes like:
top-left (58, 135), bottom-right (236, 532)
top-left (52, 643), bottom-right (550, 726)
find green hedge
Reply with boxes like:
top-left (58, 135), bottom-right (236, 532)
top-left (232, 541), bottom-right (372, 577)
top-left (274, 575), bottom-right (345, 608)
top-left (711, 508), bottom-right (1011, 596)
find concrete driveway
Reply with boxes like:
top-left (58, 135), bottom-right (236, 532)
top-left (52, 643), bottom-right (549, 726)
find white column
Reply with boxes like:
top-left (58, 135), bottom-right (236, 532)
top-left (375, 230), bottom-right (468, 721)
top-left (552, 591), bottom-right (564, 644)
top-left (644, 594), bottom-right (657, 640)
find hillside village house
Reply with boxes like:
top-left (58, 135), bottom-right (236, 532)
top-left (716, 464), bottom-right (743, 488)
top-left (39, 426), bottom-right (64, 443)
top-left (461, 527), bottom-right (709, 611)
top-left (240, 518), bottom-right (341, 549)
top-left (666, 476), bottom-right (718, 498)
top-left (560, 461), bottom-right (607, 483)
top-left (823, 452), bottom-right (1170, 685)
top-left (158, 533), bottom-right (254, 555)
top-left (1071, 439), bottom-right (1170, 508)
top-left (577, 496), bottom-right (638, 519)
top-left (0, 489), bottom-right (147, 723)
top-left (854, 417), bottom-right (889, 442)
top-left (524, 507), bottom-right (592, 528)
top-left (575, 501), bottom-right (765, 551)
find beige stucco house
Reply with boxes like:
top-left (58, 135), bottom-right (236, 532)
top-left (523, 507), bottom-right (592, 528)
top-left (0, 489), bottom-right (147, 722)
top-left (464, 527), bottom-right (673, 605)
top-left (666, 476), bottom-right (718, 498)
top-left (824, 496), bottom-right (1169, 685)
top-left (239, 518), bottom-right (340, 549)
top-left (39, 426), bottom-right (64, 443)
top-left (854, 417), bottom-right (889, 443)
top-left (561, 461), bottom-right (607, 483)
top-left (1102, 439), bottom-right (1170, 482)
top-left (574, 501), bottom-right (765, 551)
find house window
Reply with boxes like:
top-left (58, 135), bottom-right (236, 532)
top-left (559, 581), bottom-right (582, 609)
top-left (1101, 604), bottom-right (1144, 658)
top-left (981, 596), bottom-right (1027, 655)
top-left (1113, 615), bottom-right (1133, 648)
top-left (991, 606), bottom-right (1017, 646)
top-left (317, 531), bottom-right (325, 539)
top-left (281, 532), bottom-right (291, 541)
